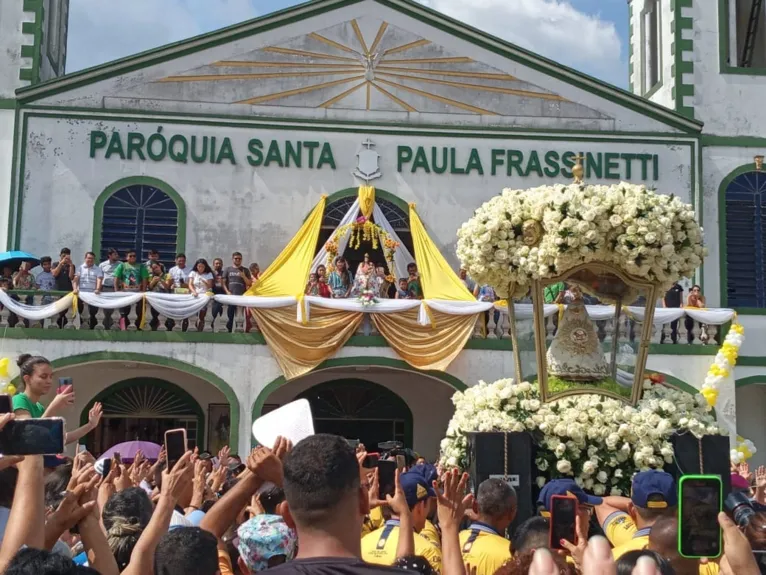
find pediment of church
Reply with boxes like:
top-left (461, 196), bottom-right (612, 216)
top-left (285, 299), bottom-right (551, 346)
top-left (18, 0), bottom-right (700, 133)
top-left (133, 17), bottom-right (605, 122)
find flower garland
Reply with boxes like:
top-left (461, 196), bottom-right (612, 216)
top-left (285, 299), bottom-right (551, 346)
top-left (439, 377), bottom-right (723, 495)
top-left (456, 183), bottom-right (706, 298)
top-left (325, 217), bottom-right (398, 272)
top-left (357, 288), bottom-right (379, 307)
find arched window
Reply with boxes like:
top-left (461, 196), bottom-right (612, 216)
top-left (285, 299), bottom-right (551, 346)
top-left (296, 379), bottom-right (413, 447)
top-left (97, 181), bottom-right (182, 269)
top-left (725, 170), bottom-right (766, 307)
top-left (318, 192), bottom-right (412, 274)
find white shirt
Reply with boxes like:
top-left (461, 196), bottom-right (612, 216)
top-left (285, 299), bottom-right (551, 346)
top-left (168, 265), bottom-right (190, 289)
top-left (188, 271), bottom-right (213, 293)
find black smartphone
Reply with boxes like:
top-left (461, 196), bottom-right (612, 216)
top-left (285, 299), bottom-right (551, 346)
top-left (0, 418), bottom-right (65, 455)
top-left (0, 394), bottom-right (12, 414)
top-left (102, 458), bottom-right (112, 477)
top-left (549, 495), bottom-right (578, 550)
top-left (679, 475), bottom-right (723, 558)
top-left (165, 428), bottom-right (187, 470)
top-left (58, 377), bottom-right (73, 391)
top-left (377, 459), bottom-right (397, 500)
top-left (362, 453), bottom-right (380, 469)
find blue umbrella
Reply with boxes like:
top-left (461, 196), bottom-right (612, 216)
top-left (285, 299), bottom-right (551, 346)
top-left (0, 251), bottom-right (41, 271)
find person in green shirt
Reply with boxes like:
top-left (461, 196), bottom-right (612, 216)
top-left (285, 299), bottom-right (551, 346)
top-left (13, 354), bottom-right (103, 446)
top-left (113, 250), bottom-right (149, 330)
top-left (544, 282), bottom-right (566, 304)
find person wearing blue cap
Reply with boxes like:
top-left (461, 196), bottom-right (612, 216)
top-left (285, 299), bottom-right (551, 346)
top-left (460, 478), bottom-right (517, 575)
top-left (592, 470), bottom-right (677, 559)
top-left (537, 477), bottom-right (602, 549)
top-left (361, 470), bottom-right (442, 572)
top-left (408, 463), bottom-right (441, 549)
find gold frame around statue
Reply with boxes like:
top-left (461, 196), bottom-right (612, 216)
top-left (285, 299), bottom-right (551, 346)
top-left (528, 262), bottom-right (659, 406)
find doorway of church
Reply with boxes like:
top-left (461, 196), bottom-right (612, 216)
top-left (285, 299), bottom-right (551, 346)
top-left (80, 377), bottom-right (204, 457)
top-left (295, 379), bottom-right (413, 450)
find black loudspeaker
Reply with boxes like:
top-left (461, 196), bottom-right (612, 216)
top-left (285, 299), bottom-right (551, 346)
top-left (667, 433), bottom-right (732, 499)
top-left (465, 432), bottom-right (534, 535)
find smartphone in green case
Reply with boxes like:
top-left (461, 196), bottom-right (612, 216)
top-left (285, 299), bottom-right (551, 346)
top-left (678, 475), bottom-right (723, 559)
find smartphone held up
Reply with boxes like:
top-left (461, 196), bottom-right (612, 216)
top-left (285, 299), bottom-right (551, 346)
top-left (678, 475), bottom-right (723, 559)
top-left (549, 495), bottom-right (578, 550)
top-left (165, 428), bottom-right (187, 470)
top-left (0, 417), bottom-right (65, 455)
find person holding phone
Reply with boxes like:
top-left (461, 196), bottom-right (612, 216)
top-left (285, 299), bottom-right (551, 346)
top-left (459, 478), bottom-right (517, 575)
top-left (361, 471), bottom-right (442, 572)
top-left (12, 354), bottom-right (103, 445)
top-left (594, 470), bottom-right (677, 559)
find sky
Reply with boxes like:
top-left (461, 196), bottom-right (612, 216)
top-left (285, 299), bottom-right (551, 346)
top-left (66, 0), bottom-right (629, 89)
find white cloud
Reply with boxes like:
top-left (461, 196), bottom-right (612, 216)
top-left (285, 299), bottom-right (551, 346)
top-left (66, 0), bottom-right (258, 72)
top-left (419, 0), bottom-right (626, 88)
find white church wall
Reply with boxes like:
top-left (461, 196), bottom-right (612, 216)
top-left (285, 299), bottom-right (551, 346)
top-left (15, 112), bottom-right (696, 271)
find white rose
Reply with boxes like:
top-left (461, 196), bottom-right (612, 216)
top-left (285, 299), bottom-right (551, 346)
top-left (557, 460), bottom-right (572, 474)
top-left (537, 476), bottom-right (547, 488)
top-left (597, 471), bottom-right (608, 483)
top-left (593, 484), bottom-right (606, 496)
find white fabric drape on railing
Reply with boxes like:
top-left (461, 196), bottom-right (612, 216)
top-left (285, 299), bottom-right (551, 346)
top-left (492, 302), bottom-right (737, 325)
top-left (0, 290), bottom-right (738, 327)
top-left (0, 290), bottom-right (73, 320)
top-left (310, 198), bottom-right (360, 272)
top-left (372, 202), bottom-right (415, 280)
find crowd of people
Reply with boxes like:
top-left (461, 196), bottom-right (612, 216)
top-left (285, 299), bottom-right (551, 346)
top-left (0, 424), bottom-right (763, 575)
top-left (1, 248), bottom-right (260, 332)
top-left (0, 350), bottom-right (763, 575)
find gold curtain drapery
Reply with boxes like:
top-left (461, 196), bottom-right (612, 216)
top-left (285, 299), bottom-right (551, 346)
top-left (372, 308), bottom-right (478, 371)
top-left (359, 186), bottom-right (375, 219)
top-left (249, 196), bottom-right (327, 297)
top-left (252, 305), bottom-right (363, 380)
top-left (408, 204), bottom-right (474, 302)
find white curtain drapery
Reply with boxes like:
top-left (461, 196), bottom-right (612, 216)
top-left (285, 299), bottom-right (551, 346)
top-left (372, 202), bottom-right (415, 280)
top-left (311, 198), bottom-right (360, 272)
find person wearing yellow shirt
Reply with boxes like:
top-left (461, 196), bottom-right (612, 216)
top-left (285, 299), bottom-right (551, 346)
top-left (409, 463), bottom-right (441, 549)
top-left (648, 515), bottom-right (719, 575)
top-left (607, 471), bottom-right (677, 559)
top-left (361, 471), bottom-right (442, 572)
top-left (460, 478), bottom-right (517, 575)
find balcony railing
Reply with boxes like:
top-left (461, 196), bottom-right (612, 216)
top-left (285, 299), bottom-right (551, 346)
top-left (0, 290), bottom-right (724, 349)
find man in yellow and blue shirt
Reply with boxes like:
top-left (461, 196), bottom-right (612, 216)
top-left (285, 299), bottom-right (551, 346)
top-left (409, 463), bottom-right (441, 549)
top-left (361, 471), bottom-right (442, 572)
top-left (460, 478), bottom-right (517, 575)
top-left (596, 470), bottom-right (677, 559)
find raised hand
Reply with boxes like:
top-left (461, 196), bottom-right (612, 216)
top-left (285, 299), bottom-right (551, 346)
top-left (217, 446), bottom-right (230, 469)
top-left (87, 403), bottom-right (103, 429)
top-left (385, 469), bottom-right (409, 518)
top-left (739, 462), bottom-right (754, 483)
top-left (272, 436), bottom-right (292, 461)
top-left (246, 445), bottom-right (284, 487)
top-left (161, 451), bottom-right (194, 503)
top-left (433, 468), bottom-right (473, 533)
top-left (367, 467), bottom-right (386, 509)
top-left (559, 509), bottom-right (589, 570)
top-left (47, 387), bottom-right (75, 416)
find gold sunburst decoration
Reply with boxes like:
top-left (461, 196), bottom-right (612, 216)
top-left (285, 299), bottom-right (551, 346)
top-left (157, 19), bottom-right (568, 114)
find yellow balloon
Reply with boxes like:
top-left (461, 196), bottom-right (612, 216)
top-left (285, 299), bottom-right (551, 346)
top-left (6, 384), bottom-right (16, 396)
top-left (0, 358), bottom-right (9, 379)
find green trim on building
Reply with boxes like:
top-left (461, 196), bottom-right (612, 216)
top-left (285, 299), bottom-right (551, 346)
top-left (19, 0), bottom-right (44, 85)
top-left (718, 0), bottom-right (766, 75)
top-left (12, 112), bottom-right (29, 249)
top-left (251, 356), bottom-right (467, 440)
top-left (736, 357), bottom-right (766, 367)
top-left (92, 176), bottom-right (187, 258)
top-left (671, 0), bottom-right (695, 118)
top-left (702, 135), bottom-right (766, 147)
top-left (7, 107), bottom-right (21, 249)
top-left (13, 0), bottom-right (701, 133)
top-left (0, 99), bottom-right (18, 110)
top-left (11, 350), bottom-right (241, 450)
top-left (629, 4), bottom-right (635, 92)
top-left (735, 375), bottom-right (766, 388)
top-left (717, 163), bottom-right (759, 309)
top-left (78, 377), bottom-right (206, 448)
top-left (648, 370), bottom-right (700, 396)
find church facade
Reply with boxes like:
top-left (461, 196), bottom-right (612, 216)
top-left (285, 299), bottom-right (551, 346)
top-left (0, 0), bottom-right (764, 462)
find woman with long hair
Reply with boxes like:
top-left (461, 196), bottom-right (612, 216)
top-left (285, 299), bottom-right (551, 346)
top-left (327, 257), bottom-right (354, 298)
top-left (188, 259), bottom-right (214, 331)
top-left (13, 354), bottom-right (102, 445)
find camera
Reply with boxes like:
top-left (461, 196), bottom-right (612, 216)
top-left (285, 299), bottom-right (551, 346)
top-left (725, 491), bottom-right (756, 528)
top-left (377, 441), bottom-right (417, 466)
